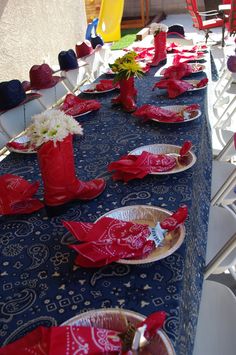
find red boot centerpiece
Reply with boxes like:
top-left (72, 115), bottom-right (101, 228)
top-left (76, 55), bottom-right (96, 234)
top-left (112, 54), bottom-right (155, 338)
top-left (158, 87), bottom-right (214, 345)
top-left (110, 51), bottom-right (144, 112)
top-left (27, 109), bottom-right (106, 207)
top-left (150, 23), bottom-right (168, 67)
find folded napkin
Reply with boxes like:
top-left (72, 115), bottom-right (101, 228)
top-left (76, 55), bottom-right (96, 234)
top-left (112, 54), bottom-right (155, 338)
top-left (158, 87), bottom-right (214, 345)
top-left (0, 311), bottom-right (167, 355)
top-left (6, 140), bottom-right (36, 152)
top-left (108, 141), bottom-right (193, 182)
top-left (64, 206), bottom-right (188, 267)
top-left (162, 63), bottom-right (193, 80)
top-left (0, 325), bottom-right (122, 355)
top-left (196, 78), bottom-right (208, 88)
top-left (133, 104), bottom-right (184, 123)
top-left (153, 79), bottom-right (193, 98)
top-left (173, 52), bottom-right (205, 65)
top-left (167, 44), bottom-right (207, 54)
top-left (85, 79), bottom-right (119, 92)
top-left (108, 151), bottom-right (177, 182)
top-left (60, 93), bottom-right (101, 116)
top-left (0, 174), bottom-right (44, 215)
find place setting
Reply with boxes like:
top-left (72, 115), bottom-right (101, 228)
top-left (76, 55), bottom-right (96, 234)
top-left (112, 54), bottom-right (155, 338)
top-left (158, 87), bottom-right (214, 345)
top-left (80, 79), bottom-right (119, 94)
top-left (133, 103), bottom-right (201, 123)
top-left (6, 135), bottom-right (37, 154)
top-left (63, 204), bottom-right (188, 266)
top-left (59, 93), bottom-right (101, 117)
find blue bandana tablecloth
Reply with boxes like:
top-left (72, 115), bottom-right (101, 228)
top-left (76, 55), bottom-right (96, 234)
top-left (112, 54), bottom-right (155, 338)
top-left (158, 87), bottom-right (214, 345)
top-left (0, 66), bottom-right (212, 355)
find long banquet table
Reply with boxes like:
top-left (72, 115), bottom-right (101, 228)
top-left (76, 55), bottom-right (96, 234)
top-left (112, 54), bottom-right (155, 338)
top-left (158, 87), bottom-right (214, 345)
top-left (0, 61), bottom-right (212, 354)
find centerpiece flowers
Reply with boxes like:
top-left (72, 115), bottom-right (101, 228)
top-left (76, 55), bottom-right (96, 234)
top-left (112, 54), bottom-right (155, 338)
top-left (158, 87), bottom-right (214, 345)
top-left (27, 109), bottom-right (106, 208)
top-left (109, 51), bottom-right (144, 112)
top-left (149, 23), bottom-right (168, 67)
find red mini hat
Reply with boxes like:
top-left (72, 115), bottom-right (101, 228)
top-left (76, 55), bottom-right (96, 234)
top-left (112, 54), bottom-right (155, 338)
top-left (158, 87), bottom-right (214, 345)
top-left (28, 63), bottom-right (63, 90)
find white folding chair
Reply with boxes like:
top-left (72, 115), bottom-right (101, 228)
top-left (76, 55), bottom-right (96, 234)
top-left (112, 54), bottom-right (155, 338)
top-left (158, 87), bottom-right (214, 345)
top-left (193, 280), bottom-right (236, 355)
top-left (211, 133), bottom-right (236, 205)
top-left (85, 47), bottom-right (110, 82)
top-left (0, 130), bottom-right (10, 150)
top-left (0, 99), bottom-right (44, 138)
top-left (34, 81), bottom-right (70, 109)
top-left (61, 67), bottom-right (91, 93)
top-left (205, 205), bottom-right (236, 278)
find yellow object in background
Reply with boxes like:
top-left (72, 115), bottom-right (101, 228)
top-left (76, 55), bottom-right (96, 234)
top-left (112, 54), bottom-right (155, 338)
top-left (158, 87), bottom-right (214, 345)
top-left (97, 0), bottom-right (124, 42)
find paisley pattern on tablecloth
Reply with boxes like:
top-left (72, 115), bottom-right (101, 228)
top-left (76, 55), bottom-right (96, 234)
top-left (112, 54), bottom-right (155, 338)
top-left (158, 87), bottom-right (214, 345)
top-left (0, 67), bottom-right (212, 355)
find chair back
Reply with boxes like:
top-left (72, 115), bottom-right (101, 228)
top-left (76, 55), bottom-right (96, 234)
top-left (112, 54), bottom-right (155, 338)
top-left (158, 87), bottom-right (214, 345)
top-left (228, 0), bottom-right (236, 34)
top-left (0, 99), bottom-right (44, 138)
top-left (186, 0), bottom-right (204, 30)
top-left (33, 81), bottom-right (69, 109)
top-left (61, 67), bottom-right (88, 92)
top-left (0, 130), bottom-right (10, 150)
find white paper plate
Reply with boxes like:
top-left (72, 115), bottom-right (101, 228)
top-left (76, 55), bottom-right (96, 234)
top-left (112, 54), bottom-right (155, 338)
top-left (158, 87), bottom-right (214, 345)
top-left (72, 110), bottom-right (92, 118)
top-left (129, 144), bottom-right (196, 174)
top-left (99, 205), bottom-right (185, 264)
top-left (7, 135), bottom-right (36, 154)
top-left (80, 83), bottom-right (118, 94)
top-left (156, 105), bottom-right (201, 123)
top-left (62, 308), bottom-right (176, 355)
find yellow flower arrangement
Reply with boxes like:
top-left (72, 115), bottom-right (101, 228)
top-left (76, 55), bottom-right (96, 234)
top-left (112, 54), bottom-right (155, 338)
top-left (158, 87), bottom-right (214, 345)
top-left (109, 51), bottom-right (144, 82)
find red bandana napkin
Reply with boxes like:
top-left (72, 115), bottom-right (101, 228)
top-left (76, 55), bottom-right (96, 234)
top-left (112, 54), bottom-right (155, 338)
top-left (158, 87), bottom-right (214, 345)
top-left (108, 141), bottom-right (192, 182)
top-left (64, 206), bottom-right (188, 267)
top-left (108, 152), bottom-right (177, 182)
top-left (0, 174), bottom-right (44, 215)
top-left (0, 325), bottom-right (121, 355)
top-left (0, 311), bottom-right (168, 355)
top-left (162, 63), bottom-right (193, 79)
top-left (173, 53), bottom-right (205, 65)
top-left (153, 79), bottom-right (193, 98)
top-left (196, 78), bottom-right (208, 88)
top-left (6, 140), bottom-right (36, 152)
top-left (124, 46), bottom-right (155, 61)
top-left (60, 93), bottom-right (101, 116)
top-left (167, 43), bottom-right (207, 54)
top-left (85, 79), bottom-right (119, 92)
top-left (133, 104), bottom-right (184, 123)
top-left (64, 217), bottom-right (153, 267)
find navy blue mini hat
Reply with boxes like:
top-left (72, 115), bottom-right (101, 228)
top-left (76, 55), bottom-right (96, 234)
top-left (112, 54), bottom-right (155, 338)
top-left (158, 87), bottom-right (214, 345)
top-left (0, 80), bottom-right (26, 111)
top-left (58, 49), bottom-right (78, 71)
top-left (167, 25), bottom-right (185, 38)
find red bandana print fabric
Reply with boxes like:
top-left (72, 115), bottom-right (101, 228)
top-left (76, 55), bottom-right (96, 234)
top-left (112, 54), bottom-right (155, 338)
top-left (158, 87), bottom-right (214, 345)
top-left (60, 93), bottom-right (101, 116)
top-left (162, 63), bottom-right (193, 80)
top-left (173, 52), bottom-right (205, 65)
top-left (133, 104), bottom-right (184, 122)
top-left (153, 79), bottom-right (193, 98)
top-left (0, 174), bottom-right (44, 215)
top-left (64, 217), bottom-right (154, 267)
top-left (0, 325), bottom-right (122, 354)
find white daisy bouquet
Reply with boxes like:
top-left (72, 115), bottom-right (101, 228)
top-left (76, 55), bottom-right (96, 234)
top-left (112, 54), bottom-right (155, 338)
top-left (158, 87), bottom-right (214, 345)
top-left (26, 109), bottom-right (83, 148)
top-left (150, 23), bottom-right (168, 36)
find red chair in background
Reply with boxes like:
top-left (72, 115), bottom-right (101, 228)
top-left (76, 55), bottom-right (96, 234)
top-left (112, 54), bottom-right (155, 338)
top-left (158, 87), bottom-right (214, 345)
top-left (226, 0), bottom-right (236, 35)
top-left (186, 0), bottom-right (224, 43)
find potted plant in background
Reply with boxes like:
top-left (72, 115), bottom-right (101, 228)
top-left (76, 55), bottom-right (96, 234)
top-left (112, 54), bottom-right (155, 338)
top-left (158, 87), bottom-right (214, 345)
top-left (109, 51), bottom-right (144, 112)
top-left (27, 109), bottom-right (106, 209)
top-left (150, 23), bottom-right (168, 67)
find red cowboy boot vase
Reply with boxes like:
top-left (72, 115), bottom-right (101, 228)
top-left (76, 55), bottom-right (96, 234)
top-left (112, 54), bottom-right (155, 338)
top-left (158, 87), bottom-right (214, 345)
top-left (112, 77), bottom-right (137, 112)
top-left (37, 134), bottom-right (106, 208)
top-left (151, 31), bottom-right (167, 67)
